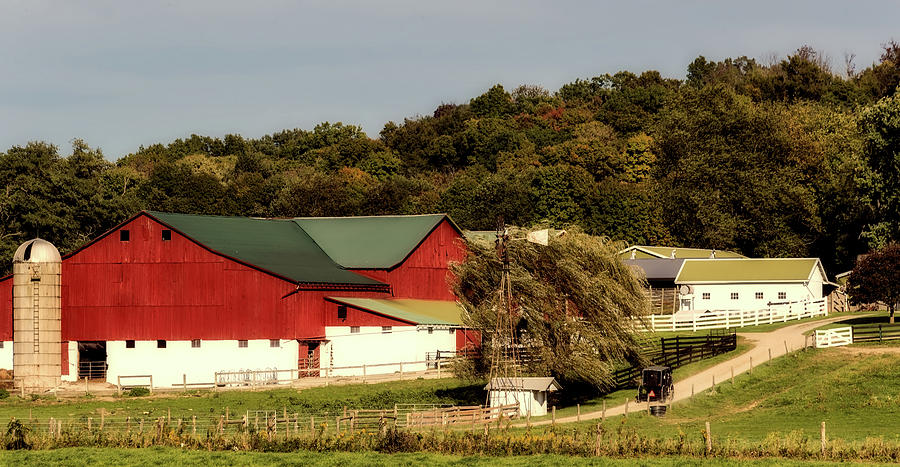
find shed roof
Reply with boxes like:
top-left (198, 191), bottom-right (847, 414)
top-left (675, 258), bottom-right (824, 284)
top-left (484, 377), bottom-right (562, 392)
top-left (619, 245), bottom-right (746, 260)
top-left (325, 297), bottom-right (464, 325)
top-left (293, 214), bottom-right (458, 269)
top-left (147, 212), bottom-right (383, 286)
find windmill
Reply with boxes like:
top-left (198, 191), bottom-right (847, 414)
top-left (484, 221), bottom-right (561, 416)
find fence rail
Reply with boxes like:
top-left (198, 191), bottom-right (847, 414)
top-left (637, 298), bottom-right (827, 332)
top-left (851, 323), bottom-right (900, 343)
top-left (815, 327), bottom-right (853, 348)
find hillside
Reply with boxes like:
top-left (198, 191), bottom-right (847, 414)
top-left (2, 42), bottom-right (900, 275)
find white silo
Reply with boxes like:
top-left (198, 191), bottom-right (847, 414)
top-left (12, 238), bottom-right (62, 391)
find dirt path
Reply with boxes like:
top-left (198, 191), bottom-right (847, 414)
top-left (524, 314), bottom-right (857, 426)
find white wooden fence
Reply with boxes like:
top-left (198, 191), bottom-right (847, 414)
top-left (815, 326), bottom-right (853, 348)
top-left (638, 298), bottom-right (827, 332)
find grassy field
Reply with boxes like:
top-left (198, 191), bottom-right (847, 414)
top-left (537, 344), bottom-right (900, 443)
top-left (0, 447), bottom-right (894, 466)
top-left (807, 312), bottom-right (891, 334)
top-left (0, 377), bottom-right (484, 422)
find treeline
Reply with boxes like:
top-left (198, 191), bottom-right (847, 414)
top-left (3, 43), bottom-right (900, 274)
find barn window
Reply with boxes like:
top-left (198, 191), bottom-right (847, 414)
top-left (702, 293), bottom-right (710, 300)
top-left (0, 341), bottom-right (4, 348)
top-left (755, 292), bottom-right (764, 299)
top-left (162, 229), bottom-right (172, 241)
top-left (191, 339), bottom-right (201, 348)
top-left (778, 292), bottom-right (787, 300)
top-left (382, 326), bottom-right (392, 334)
top-left (427, 327), bottom-right (434, 334)
top-left (270, 339), bottom-right (280, 348)
top-left (120, 230), bottom-right (130, 242)
top-left (157, 340), bottom-right (166, 348)
top-left (238, 340), bottom-right (248, 348)
top-left (730, 292), bottom-right (739, 300)
top-left (350, 326), bottom-right (360, 334)
top-left (125, 340), bottom-right (135, 349)
top-left (337, 305), bottom-right (347, 320)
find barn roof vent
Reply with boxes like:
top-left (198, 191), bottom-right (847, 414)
top-left (13, 238), bottom-right (61, 263)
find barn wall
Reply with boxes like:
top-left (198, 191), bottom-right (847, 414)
top-left (354, 220), bottom-right (465, 300)
top-left (61, 214), bottom-right (388, 342)
top-left (686, 282), bottom-right (823, 312)
top-left (0, 341), bottom-right (11, 370)
top-left (323, 301), bottom-right (409, 327)
top-left (0, 277), bottom-right (10, 341)
top-left (322, 325), bottom-right (457, 376)
top-left (105, 339), bottom-right (300, 387)
top-left (455, 329), bottom-right (481, 351)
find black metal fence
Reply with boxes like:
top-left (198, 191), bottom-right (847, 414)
top-left (612, 332), bottom-right (737, 390)
top-left (852, 323), bottom-right (900, 343)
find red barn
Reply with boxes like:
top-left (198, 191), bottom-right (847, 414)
top-left (0, 211), bottom-right (474, 387)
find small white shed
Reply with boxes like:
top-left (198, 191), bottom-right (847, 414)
top-left (485, 377), bottom-right (562, 416)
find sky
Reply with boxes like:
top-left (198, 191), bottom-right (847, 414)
top-left (1, 0), bottom-right (898, 160)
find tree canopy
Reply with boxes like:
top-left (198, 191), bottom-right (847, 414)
top-left (847, 244), bottom-right (900, 323)
top-left (2, 42), bottom-right (900, 275)
top-left (450, 227), bottom-right (650, 389)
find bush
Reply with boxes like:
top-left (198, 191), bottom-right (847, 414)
top-left (0, 388), bottom-right (9, 399)
top-left (126, 387), bottom-right (150, 397)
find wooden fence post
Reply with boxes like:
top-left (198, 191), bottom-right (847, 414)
top-left (576, 403), bottom-right (580, 422)
top-left (594, 422), bottom-right (602, 456)
top-left (821, 421), bottom-right (826, 456)
top-left (183, 374), bottom-right (187, 392)
top-left (691, 383), bottom-right (694, 399)
top-left (100, 412), bottom-right (105, 431)
top-left (552, 406), bottom-right (556, 425)
top-left (768, 348), bottom-right (772, 361)
top-left (749, 356), bottom-right (753, 374)
top-left (139, 418), bottom-right (144, 434)
top-left (117, 376), bottom-right (122, 396)
top-left (705, 421), bottom-right (712, 453)
top-left (730, 366), bottom-right (734, 385)
top-left (624, 398), bottom-right (629, 418)
top-left (601, 400), bottom-right (606, 422)
top-left (784, 340), bottom-right (789, 354)
top-left (88, 417), bottom-right (92, 431)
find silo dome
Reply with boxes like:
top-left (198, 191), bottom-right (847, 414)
top-left (13, 238), bottom-right (61, 263)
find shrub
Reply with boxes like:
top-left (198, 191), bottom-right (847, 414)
top-left (0, 388), bottom-right (9, 399)
top-left (126, 387), bottom-right (150, 397)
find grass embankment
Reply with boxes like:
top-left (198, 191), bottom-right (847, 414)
top-left (542, 345), bottom-right (900, 443)
top-left (0, 378), bottom-right (484, 422)
top-left (808, 312), bottom-right (890, 334)
top-left (528, 338), bottom-right (752, 422)
top-left (0, 447), bottom-right (892, 466)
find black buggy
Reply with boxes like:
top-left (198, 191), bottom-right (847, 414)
top-left (636, 365), bottom-right (674, 403)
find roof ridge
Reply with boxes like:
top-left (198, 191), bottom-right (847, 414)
top-left (293, 213), bottom-right (447, 220)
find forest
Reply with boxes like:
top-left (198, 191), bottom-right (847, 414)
top-left (2, 43), bottom-right (900, 275)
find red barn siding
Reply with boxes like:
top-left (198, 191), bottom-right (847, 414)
top-left (323, 301), bottom-right (412, 327)
top-left (61, 214), bottom-right (389, 341)
top-left (354, 219), bottom-right (465, 300)
top-left (0, 277), bottom-right (10, 341)
top-left (456, 329), bottom-right (481, 351)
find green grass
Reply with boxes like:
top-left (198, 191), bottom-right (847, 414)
top-left (808, 312), bottom-right (891, 334)
top-left (0, 447), bottom-right (891, 466)
top-left (537, 344), bottom-right (900, 442)
top-left (0, 377), bottom-right (484, 422)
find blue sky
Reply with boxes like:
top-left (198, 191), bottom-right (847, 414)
top-left (1, 0), bottom-right (897, 160)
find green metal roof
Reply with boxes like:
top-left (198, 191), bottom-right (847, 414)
top-left (326, 297), bottom-right (464, 325)
top-left (619, 245), bottom-right (746, 259)
top-left (675, 258), bottom-right (823, 284)
top-left (293, 214), bottom-right (456, 269)
top-left (147, 212), bottom-right (383, 286)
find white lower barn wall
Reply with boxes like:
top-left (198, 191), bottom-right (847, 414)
top-left (105, 339), bottom-right (299, 388)
top-left (323, 325), bottom-right (457, 376)
top-left (682, 282), bottom-right (824, 312)
top-left (62, 342), bottom-right (78, 382)
top-left (0, 341), bottom-right (11, 370)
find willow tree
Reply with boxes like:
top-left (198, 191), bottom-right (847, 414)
top-left (451, 226), bottom-right (650, 389)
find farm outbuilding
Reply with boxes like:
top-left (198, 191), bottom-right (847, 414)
top-left (485, 377), bottom-right (562, 417)
top-left (0, 211), bottom-right (475, 390)
top-left (625, 255), bottom-right (833, 314)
